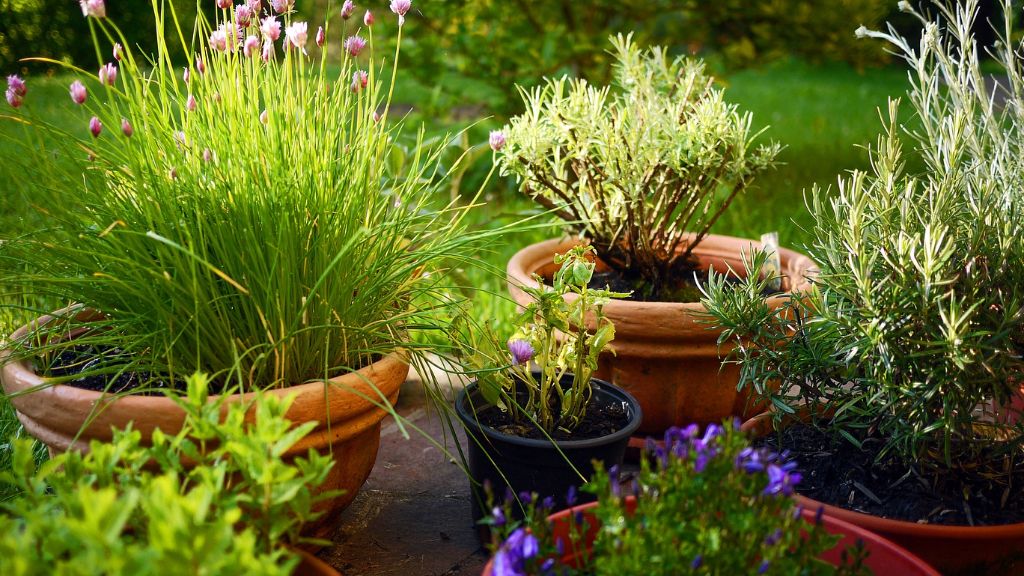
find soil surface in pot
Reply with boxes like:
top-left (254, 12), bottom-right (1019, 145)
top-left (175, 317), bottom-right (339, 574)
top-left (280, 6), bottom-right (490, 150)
top-left (588, 268), bottom-right (778, 303)
top-left (474, 394), bottom-right (630, 442)
top-left (43, 344), bottom-right (186, 395)
top-left (755, 423), bottom-right (1024, 526)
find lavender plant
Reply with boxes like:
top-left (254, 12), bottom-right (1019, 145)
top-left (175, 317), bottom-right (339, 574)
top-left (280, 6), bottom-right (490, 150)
top-left (457, 245), bottom-right (627, 435)
top-left (484, 422), bottom-right (869, 575)
top-left (496, 34), bottom-right (780, 301)
top-left (0, 0), bottom-right (484, 392)
top-left (702, 0), bottom-right (1024, 473)
top-left (0, 373), bottom-right (332, 575)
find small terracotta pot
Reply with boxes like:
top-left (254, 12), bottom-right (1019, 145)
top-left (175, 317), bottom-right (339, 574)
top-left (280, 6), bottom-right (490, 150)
top-left (507, 236), bottom-right (816, 435)
top-left (742, 411), bottom-right (1024, 575)
top-left (481, 498), bottom-right (939, 575)
top-left (0, 307), bottom-right (409, 533)
top-left (292, 548), bottom-right (343, 576)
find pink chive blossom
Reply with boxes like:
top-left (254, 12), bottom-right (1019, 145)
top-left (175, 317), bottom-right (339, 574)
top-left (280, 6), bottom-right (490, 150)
top-left (216, 0), bottom-right (231, 9)
top-left (121, 118), bottom-right (133, 137)
top-left (210, 28), bottom-right (229, 52)
top-left (89, 116), bottom-right (102, 138)
top-left (244, 35), bottom-right (260, 57)
top-left (98, 63), bottom-right (117, 86)
top-left (363, 10), bottom-right (374, 26)
top-left (183, 67), bottom-right (191, 83)
top-left (7, 75), bottom-right (26, 97)
top-left (203, 148), bottom-right (214, 163)
top-left (270, 0), bottom-right (293, 13)
top-left (260, 16), bottom-right (281, 41)
top-left (259, 109), bottom-right (268, 124)
top-left (235, 4), bottom-right (253, 27)
top-left (285, 22), bottom-right (308, 53)
top-left (247, 0), bottom-right (261, 11)
top-left (70, 80), bottom-right (88, 105)
top-left (174, 131), bottom-right (187, 148)
top-left (373, 110), bottom-right (381, 123)
top-left (315, 26), bottom-right (325, 48)
top-left (340, 0), bottom-right (355, 19)
top-left (344, 35), bottom-right (366, 57)
top-left (113, 43), bottom-right (123, 61)
top-left (195, 56), bottom-right (206, 74)
top-left (507, 339), bottom-right (534, 366)
top-left (351, 70), bottom-right (368, 92)
top-left (261, 40), bottom-right (275, 62)
top-left (5, 89), bottom-right (22, 108)
top-left (390, 0), bottom-right (411, 25)
top-left (489, 130), bottom-right (506, 152)
top-left (79, 0), bottom-right (106, 18)
top-left (186, 94), bottom-right (197, 112)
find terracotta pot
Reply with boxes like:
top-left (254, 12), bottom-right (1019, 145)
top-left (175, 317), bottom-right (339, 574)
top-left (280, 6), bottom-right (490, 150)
top-left (455, 375), bottom-right (642, 524)
top-left (292, 549), bottom-right (343, 576)
top-left (0, 307), bottom-right (408, 532)
top-left (507, 236), bottom-right (816, 435)
top-left (742, 411), bottom-right (1024, 575)
top-left (481, 498), bottom-right (939, 576)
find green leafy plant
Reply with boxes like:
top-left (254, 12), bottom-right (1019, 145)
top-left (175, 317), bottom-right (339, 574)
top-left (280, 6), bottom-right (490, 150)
top-left (0, 373), bottom-right (332, 575)
top-left (496, 34), bottom-right (780, 301)
top-left (457, 245), bottom-right (626, 435)
top-left (1, 0), bottom-right (489, 392)
top-left (484, 422), bottom-right (869, 575)
top-left (702, 0), bottom-right (1024, 474)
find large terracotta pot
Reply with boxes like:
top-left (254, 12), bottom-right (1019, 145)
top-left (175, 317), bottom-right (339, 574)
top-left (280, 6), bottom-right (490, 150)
top-left (507, 235), bottom-right (816, 435)
top-left (292, 549), bottom-right (343, 576)
top-left (481, 498), bottom-right (939, 575)
top-left (0, 308), bottom-right (408, 531)
top-left (742, 412), bottom-right (1024, 575)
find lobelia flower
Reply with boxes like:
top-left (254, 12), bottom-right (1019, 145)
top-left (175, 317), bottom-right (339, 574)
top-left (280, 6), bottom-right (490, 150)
top-left (69, 80), bottom-right (87, 105)
top-left (390, 0), bottom-right (411, 25)
top-left (186, 94), bottom-right (197, 112)
top-left (216, 0), bottom-right (231, 9)
top-left (121, 118), bottom-right (133, 137)
top-left (351, 70), bottom-right (368, 92)
top-left (344, 35), bottom-right (366, 57)
top-left (363, 10), bottom-right (374, 26)
top-left (763, 462), bottom-right (802, 497)
top-left (243, 35), bottom-right (260, 57)
top-left (340, 0), bottom-right (355, 19)
top-left (315, 26), bottom-right (325, 48)
top-left (493, 528), bottom-right (539, 576)
top-left (261, 40), bottom-right (275, 62)
top-left (489, 130), bottom-right (506, 151)
top-left (79, 0), bottom-right (106, 18)
top-left (89, 116), bottom-right (102, 138)
top-left (491, 506), bottom-right (506, 527)
top-left (112, 42), bottom-right (123, 61)
top-left (507, 339), bottom-right (534, 366)
top-left (235, 4), bottom-right (253, 27)
top-left (98, 62), bottom-right (117, 86)
top-left (260, 16), bottom-right (281, 42)
top-left (271, 0), bottom-right (293, 13)
top-left (285, 22), bottom-right (308, 54)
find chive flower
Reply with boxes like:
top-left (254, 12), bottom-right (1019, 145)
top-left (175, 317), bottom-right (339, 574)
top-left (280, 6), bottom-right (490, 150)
top-left (351, 70), bottom-right (368, 92)
top-left (243, 35), bottom-right (260, 58)
top-left (364, 10), bottom-right (374, 26)
top-left (344, 35), bottom-right (366, 57)
top-left (260, 16), bottom-right (281, 42)
top-left (186, 94), bottom-right (197, 112)
top-left (89, 116), bottom-right (102, 138)
top-left (341, 0), bottom-right (355, 19)
top-left (120, 118), bottom-right (133, 137)
top-left (216, 0), bottom-right (231, 9)
top-left (235, 5), bottom-right (253, 27)
top-left (70, 80), bottom-right (87, 105)
top-left (315, 26), bottom-right (325, 48)
top-left (271, 0), bottom-right (293, 13)
top-left (195, 56), bottom-right (206, 74)
top-left (112, 42), bottom-right (123, 61)
top-left (98, 63), bottom-right (117, 86)
top-left (284, 22), bottom-right (308, 54)
top-left (79, 0), bottom-right (106, 18)
top-left (489, 130), bottom-right (506, 152)
top-left (507, 339), bottom-right (534, 366)
top-left (390, 0), bottom-right (411, 26)
top-left (5, 75), bottom-right (25, 108)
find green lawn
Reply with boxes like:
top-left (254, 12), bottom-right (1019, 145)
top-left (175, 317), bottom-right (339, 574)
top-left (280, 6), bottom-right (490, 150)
top-left (0, 58), bottom-right (918, 496)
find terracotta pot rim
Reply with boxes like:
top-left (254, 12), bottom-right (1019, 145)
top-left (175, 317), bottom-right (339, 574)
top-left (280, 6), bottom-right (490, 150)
top-left (0, 305), bottom-right (407, 405)
top-left (506, 236), bottom-right (817, 312)
top-left (742, 410), bottom-right (1024, 537)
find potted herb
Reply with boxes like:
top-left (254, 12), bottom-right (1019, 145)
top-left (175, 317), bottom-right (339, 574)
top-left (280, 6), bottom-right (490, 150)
top-left (0, 374), bottom-right (339, 575)
top-left (480, 422), bottom-right (939, 575)
top-left (454, 245), bottom-right (643, 521)
top-left (0, 0), bottom-right (483, 528)
top-left (496, 34), bottom-right (816, 435)
top-left (702, 2), bottom-right (1024, 573)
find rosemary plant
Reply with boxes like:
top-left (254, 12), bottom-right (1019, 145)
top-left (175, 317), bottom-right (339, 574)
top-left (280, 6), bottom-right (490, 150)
top-left (497, 34), bottom-right (780, 300)
top-left (702, 0), bottom-right (1024, 472)
top-left (1, 1), bottom-right (487, 392)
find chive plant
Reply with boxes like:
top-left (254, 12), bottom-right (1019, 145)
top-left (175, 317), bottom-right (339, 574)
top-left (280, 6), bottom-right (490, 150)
top-left (1, 0), bottom-right (488, 392)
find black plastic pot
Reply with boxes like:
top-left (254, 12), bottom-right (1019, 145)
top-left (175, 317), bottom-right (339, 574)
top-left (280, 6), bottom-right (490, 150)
top-left (455, 374), bottom-right (642, 524)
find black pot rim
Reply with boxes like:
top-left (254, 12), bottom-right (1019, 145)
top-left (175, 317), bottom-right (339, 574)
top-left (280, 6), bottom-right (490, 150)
top-left (455, 375), bottom-right (643, 450)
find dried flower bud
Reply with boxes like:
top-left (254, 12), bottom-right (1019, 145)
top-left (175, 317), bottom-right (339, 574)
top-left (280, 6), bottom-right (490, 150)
top-left (169, 167), bottom-right (178, 180)
top-left (70, 80), bottom-right (88, 105)
top-left (373, 110), bottom-right (381, 123)
top-left (89, 116), bottom-right (102, 138)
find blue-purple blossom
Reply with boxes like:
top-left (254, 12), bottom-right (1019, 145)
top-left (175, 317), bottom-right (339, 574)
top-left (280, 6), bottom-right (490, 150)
top-left (764, 528), bottom-right (783, 546)
top-left (758, 560), bottom-right (770, 574)
top-left (507, 339), bottom-right (534, 366)
top-left (691, 555), bottom-right (703, 569)
top-left (493, 528), bottom-right (539, 576)
top-left (763, 463), bottom-right (802, 497)
top-left (814, 506), bottom-right (825, 526)
top-left (565, 485), bottom-right (577, 506)
top-left (492, 506), bottom-right (506, 527)
top-left (541, 496), bottom-right (555, 510)
top-left (518, 491), bottom-right (533, 505)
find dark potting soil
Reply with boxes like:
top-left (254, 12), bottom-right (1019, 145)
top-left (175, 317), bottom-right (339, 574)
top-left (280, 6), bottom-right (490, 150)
top-left (755, 423), bottom-right (1024, 526)
top-left (588, 268), bottom-right (777, 303)
top-left (475, 395), bottom-right (631, 442)
top-left (43, 344), bottom-right (186, 395)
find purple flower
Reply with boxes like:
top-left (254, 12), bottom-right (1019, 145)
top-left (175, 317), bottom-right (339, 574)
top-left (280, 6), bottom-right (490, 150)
top-left (315, 26), bottom-right (325, 47)
top-left (340, 0), bottom-right (355, 19)
top-left (541, 496), bottom-right (555, 510)
top-left (493, 528), bottom-right (539, 576)
top-left (271, 0), bottom-right (293, 13)
top-left (815, 505), bottom-right (825, 526)
top-left (344, 35), bottom-right (366, 57)
top-left (202, 148), bottom-right (213, 163)
top-left (247, 0), bottom-right (262, 11)
top-left (285, 22), bottom-right (308, 54)
top-left (491, 506), bottom-right (506, 527)
top-left (691, 555), bottom-right (703, 569)
top-left (210, 28), bottom-right (229, 52)
top-left (98, 63), bottom-right (117, 86)
top-left (70, 80), bottom-right (87, 105)
top-left (764, 464), bottom-right (801, 497)
top-left (390, 0), bottom-right (411, 26)
top-left (121, 118), bottom-right (133, 137)
top-left (112, 43), bottom-right (123, 61)
top-left (261, 16), bottom-right (281, 41)
top-left (79, 0), bottom-right (105, 18)
top-left (758, 560), bottom-right (770, 574)
top-left (565, 485), bottom-right (577, 506)
top-left (89, 116), bottom-right (102, 138)
top-left (351, 69), bottom-right (368, 92)
top-left (735, 447), bottom-right (767, 474)
top-left (7, 75), bottom-right (26, 98)
top-left (489, 130), bottom-right (506, 151)
top-left (364, 10), bottom-right (374, 26)
top-left (518, 491), bottom-right (533, 505)
top-left (244, 35), bottom-right (260, 57)
top-left (507, 339), bottom-right (534, 366)
top-left (186, 94), bottom-right (197, 112)
top-left (6, 88), bottom-right (22, 108)
top-left (764, 528), bottom-right (783, 546)
top-left (235, 4), bottom-right (253, 27)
